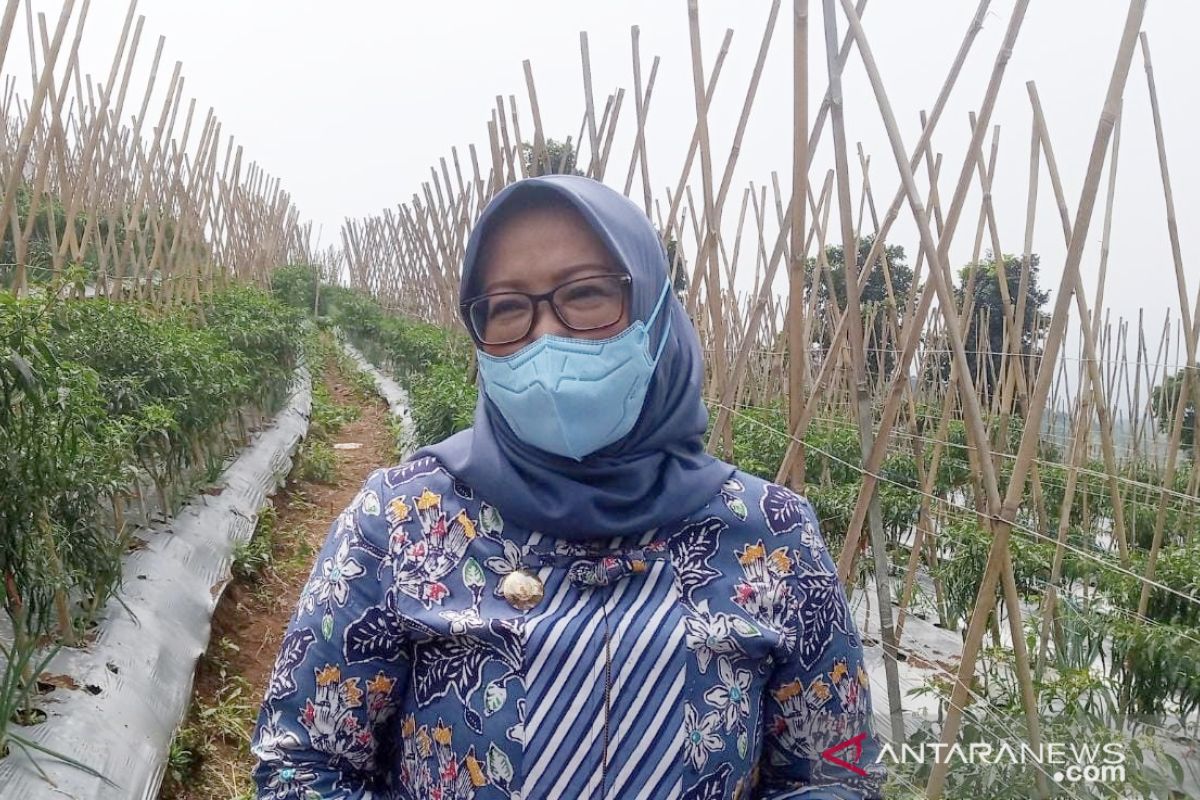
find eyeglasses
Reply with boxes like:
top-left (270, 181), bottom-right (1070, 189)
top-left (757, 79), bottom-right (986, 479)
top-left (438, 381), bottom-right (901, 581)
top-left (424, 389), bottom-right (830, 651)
top-left (461, 272), bottom-right (632, 346)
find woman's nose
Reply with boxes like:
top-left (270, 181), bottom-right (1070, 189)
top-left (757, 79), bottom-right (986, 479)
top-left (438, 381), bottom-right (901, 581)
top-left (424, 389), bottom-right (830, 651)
top-left (528, 296), bottom-right (569, 340)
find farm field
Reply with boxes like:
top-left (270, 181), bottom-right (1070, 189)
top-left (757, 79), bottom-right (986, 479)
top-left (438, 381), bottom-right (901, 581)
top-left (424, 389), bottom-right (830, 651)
top-left (2, 2), bottom-right (1199, 799)
top-left (159, 329), bottom-right (397, 800)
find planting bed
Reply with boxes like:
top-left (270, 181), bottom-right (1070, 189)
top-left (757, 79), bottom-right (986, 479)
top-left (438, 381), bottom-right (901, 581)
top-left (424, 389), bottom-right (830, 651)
top-left (0, 365), bottom-right (311, 798)
top-left (1, 284), bottom-right (307, 795)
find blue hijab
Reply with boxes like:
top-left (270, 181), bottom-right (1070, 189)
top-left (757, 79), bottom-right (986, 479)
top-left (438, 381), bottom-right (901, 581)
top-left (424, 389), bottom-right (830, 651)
top-left (417, 175), bottom-right (735, 541)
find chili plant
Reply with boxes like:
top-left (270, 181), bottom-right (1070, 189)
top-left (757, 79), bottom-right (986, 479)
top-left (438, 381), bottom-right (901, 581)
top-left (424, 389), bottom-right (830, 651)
top-left (1, 283), bottom-right (301, 763)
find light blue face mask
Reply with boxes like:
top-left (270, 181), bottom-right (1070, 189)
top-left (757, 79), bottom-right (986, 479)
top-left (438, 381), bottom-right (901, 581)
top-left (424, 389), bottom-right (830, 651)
top-left (476, 277), bottom-right (674, 461)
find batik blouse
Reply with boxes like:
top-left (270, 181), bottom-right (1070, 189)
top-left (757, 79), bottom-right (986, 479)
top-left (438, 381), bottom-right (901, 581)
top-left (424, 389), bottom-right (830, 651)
top-left (250, 456), bottom-right (887, 799)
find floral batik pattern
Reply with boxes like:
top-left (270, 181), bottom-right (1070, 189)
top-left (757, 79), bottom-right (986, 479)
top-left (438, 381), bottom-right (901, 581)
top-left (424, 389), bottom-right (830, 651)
top-left (298, 536), bottom-right (367, 641)
top-left (298, 665), bottom-right (396, 771)
top-left (395, 715), bottom-right (496, 799)
top-left (672, 474), bottom-right (886, 798)
top-left (251, 459), bottom-right (885, 800)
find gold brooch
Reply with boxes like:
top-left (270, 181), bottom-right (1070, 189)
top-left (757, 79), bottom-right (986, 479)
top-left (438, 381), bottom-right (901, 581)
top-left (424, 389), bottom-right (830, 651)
top-left (499, 569), bottom-right (544, 611)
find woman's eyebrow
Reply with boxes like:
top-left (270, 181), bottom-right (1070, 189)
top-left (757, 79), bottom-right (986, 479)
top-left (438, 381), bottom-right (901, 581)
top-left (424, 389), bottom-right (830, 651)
top-left (552, 261), bottom-right (620, 281)
top-left (484, 262), bottom-right (619, 292)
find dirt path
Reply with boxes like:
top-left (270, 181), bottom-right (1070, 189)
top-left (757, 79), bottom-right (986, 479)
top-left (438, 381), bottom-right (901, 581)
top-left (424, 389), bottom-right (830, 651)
top-left (161, 341), bottom-right (395, 800)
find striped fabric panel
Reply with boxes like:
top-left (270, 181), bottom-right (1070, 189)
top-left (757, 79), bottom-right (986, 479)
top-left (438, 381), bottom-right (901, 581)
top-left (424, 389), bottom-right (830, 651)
top-left (602, 561), bottom-right (685, 800)
top-left (521, 578), bottom-right (626, 797)
top-left (520, 553), bottom-right (685, 799)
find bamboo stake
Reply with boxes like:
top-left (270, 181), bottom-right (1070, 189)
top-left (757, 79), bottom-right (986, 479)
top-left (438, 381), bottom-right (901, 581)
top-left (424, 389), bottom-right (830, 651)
top-left (579, 31), bottom-right (599, 177)
top-left (659, 27), bottom-right (732, 251)
top-left (595, 88), bottom-right (624, 180)
top-left (818, 0), bottom-right (904, 743)
top-left (0, 0), bottom-right (21, 81)
top-left (1135, 33), bottom-right (1200, 616)
top-left (521, 59), bottom-right (547, 175)
top-left (787, 0), bottom-right (809, 489)
top-left (624, 26), bottom-right (657, 214)
top-left (685, 0), bottom-right (730, 435)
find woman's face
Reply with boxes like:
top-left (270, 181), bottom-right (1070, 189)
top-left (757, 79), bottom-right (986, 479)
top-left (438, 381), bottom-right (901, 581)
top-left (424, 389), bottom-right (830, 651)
top-left (475, 203), bottom-right (631, 358)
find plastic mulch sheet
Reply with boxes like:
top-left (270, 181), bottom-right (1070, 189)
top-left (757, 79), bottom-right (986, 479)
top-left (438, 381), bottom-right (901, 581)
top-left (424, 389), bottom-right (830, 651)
top-left (0, 367), bottom-right (312, 799)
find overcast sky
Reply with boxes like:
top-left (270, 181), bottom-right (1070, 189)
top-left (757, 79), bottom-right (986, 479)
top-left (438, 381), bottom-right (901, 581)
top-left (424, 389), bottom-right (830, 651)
top-left (20, 0), bottom-right (1200, 367)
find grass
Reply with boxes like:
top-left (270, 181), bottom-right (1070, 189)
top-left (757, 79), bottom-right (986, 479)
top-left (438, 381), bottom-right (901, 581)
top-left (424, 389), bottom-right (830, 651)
top-left (165, 638), bottom-right (257, 799)
top-left (296, 439), bottom-right (337, 484)
top-left (310, 382), bottom-right (360, 439)
top-left (294, 332), bottom-right (369, 486)
top-left (335, 347), bottom-right (379, 403)
top-left (385, 412), bottom-right (412, 460)
top-left (232, 502), bottom-right (276, 582)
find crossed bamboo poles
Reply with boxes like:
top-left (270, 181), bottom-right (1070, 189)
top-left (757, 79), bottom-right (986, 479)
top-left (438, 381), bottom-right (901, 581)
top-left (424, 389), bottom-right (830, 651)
top-left (0, 0), bottom-right (310, 304)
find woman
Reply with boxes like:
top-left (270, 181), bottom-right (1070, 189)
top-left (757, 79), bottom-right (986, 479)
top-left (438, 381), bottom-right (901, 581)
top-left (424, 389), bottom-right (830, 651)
top-left (251, 175), bottom-right (887, 799)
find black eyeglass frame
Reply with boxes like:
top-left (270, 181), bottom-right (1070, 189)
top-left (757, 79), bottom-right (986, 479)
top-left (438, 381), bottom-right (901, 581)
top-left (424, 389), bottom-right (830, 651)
top-left (460, 272), bottom-right (633, 346)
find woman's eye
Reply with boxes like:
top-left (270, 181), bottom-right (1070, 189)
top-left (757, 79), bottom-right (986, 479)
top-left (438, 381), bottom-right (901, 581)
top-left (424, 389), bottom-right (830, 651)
top-left (489, 299), bottom-right (526, 319)
top-left (563, 286), bottom-right (603, 302)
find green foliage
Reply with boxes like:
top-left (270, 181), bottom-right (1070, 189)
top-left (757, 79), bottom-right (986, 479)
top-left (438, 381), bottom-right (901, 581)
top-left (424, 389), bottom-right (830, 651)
top-left (521, 137), bottom-right (582, 177)
top-left (1151, 368), bottom-right (1197, 452)
top-left (1109, 616), bottom-right (1200, 720)
top-left (232, 503), bottom-right (276, 582)
top-left (1123, 494), bottom-right (1193, 551)
top-left (1091, 548), bottom-right (1200, 717)
top-left (934, 517), bottom-right (1053, 628)
top-left (720, 402), bottom-right (921, 553)
top-left (202, 285), bottom-right (302, 392)
top-left (812, 234), bottom-right (913, 310)
top-left (954, 253), bottom-right (1049, 401)
top-left (805, 482), bottom-right (858, 553)
top-left (166, 724), bottom-right (200, 788)
top-left (297, 439), bottom-right (338, 484)
top-left (1, 296), bottom-right (129, 637)
top-left (291, 328), bottom-right (366, 485)
top-left (809, 235), bottom-right (914, 377)
top-left (331, 288), bottom-right (476, 447)
top-left (268, 263), bottom-right (357, 332)
top-left (52, 301), bottom-right (246, 451)
top-left (269, 263), bottom-right (326, 315)
top-left (725, 402), bottom-right (790, 481)
top-left (0, 186), bottom-right (196, 290)
top-left (407, 361), bottom-right (478, 447)
top-left (1147, 543), bottom-right (1200, 627)
top-left (806, 418), bottom-right (868, 485)
top-left (42, 289), bottom-right (300, 517)
top-left (309, 381), bottom-right (360, 441)
top-left (1100, 542), bottom-right (1200, 630)
top-left (0, 281), bottom-right (299, 755)
top-left (384, 414), bottom-right (412, 461)
top-left (928, 418), bottom-right (974, 494)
